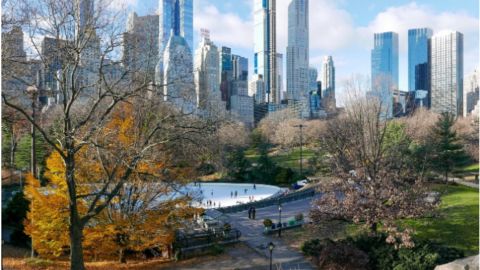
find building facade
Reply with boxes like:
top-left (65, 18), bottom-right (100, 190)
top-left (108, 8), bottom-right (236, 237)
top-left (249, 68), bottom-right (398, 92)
top-left (254, 0), bottom-right (278, 104)
top-left (321, 56), bottom-right (336, 113)
top-left (123, 12), bottom-right (159, 81)
top-left (286, 0), bottom-right (309, 102)
top-left (156, 0), bottom-right (193, 85)
top-left (250, 74), bottom-right (265, 104)
top-left (194, 34), bottom-right (221, 110)
top-left (408, 28), bottom-right (433, 92)
top-left (463, 69), bottom-right (479, 117)
top-left (430, 31), bottom-right (464, 117)
top-left (371, 32), bottom-right (399, 118)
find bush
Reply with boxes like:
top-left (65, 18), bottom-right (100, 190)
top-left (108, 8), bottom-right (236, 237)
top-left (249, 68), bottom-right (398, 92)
top-left (209, 244), bottom-right (224, 255)
top-left (295, 213), bottom-right (304, 221)
top-left (223, 223), bottom-right (231, 232)
top-left (302, 235), bottom-right (464, 270)
top-left (263, 219), bottom-right (273, 227)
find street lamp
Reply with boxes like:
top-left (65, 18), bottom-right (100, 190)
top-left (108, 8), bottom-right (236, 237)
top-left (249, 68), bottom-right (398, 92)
top-left (293, 124), bottom-right (306, 176)
top-left (26, 85), bottom-right (38, 258)
top-left (268, 241), bottom-right (275, 270)
top-left (26, 85), bottom-right (38, 179)
top-left (278, 203), bottom-right (282, 237)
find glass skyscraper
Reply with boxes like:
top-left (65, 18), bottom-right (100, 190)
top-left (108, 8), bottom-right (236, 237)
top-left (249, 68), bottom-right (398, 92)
top-left (371, 32), bottom-right (399, 118)
top-left (286, 0), bottom-right (309, 102)
top-left (156, 0), bottom-right (193, 85)
top-left (430, 31), bottom-right (464, 117)
top-left (408, 28), bottom-right (433, 92)
top-left (254, 0), bottom-right (278, 104)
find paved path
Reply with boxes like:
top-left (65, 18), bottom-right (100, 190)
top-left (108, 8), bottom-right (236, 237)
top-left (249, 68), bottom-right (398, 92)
top-left (226, 196), bottom-right (320, 270)
top-left (448, 177), bottom-right (479, 189)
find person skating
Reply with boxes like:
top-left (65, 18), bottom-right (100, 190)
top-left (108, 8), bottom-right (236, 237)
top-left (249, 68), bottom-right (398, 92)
top-left (252, 207), bottom-right (256, 219)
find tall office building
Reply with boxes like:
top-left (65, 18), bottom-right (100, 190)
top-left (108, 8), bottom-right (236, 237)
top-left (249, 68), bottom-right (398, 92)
top-left (430, 31), bottom-right (463, 117)
top-left (286, 0), bottom-right (309, 102)
top-left (156, 0), bottom-right (193, 85)
top-left (371, 32), bottom-right (399, 118)
top-left (408, 28), bottom-right (433, 92)
top-left (321, 56), bottom-right (336, 113)
top-left (277, 53), bottom-right (284, 101)
top-left (232, 54), bottom-right (249, 81)
top-left (250, 74), bottom-right (266, 104)
top-left (463, 69), bottom-right (479, 116)
top-left (254, 0), bottom-right (278, 104)
top-left (162, 1), bottom-right (195, 112)
top-left (123, 12), bottom-right (159, 81)
top-left (194, 31), bottom-right (221, 110)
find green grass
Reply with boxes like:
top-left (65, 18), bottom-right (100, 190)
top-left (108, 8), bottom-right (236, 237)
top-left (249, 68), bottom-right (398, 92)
top-left (244, 147), bottom-right (316, 171)
top-left (461, 163), bottom-right (479, 174)
top-left (403, 184), bottom-right (479, 255)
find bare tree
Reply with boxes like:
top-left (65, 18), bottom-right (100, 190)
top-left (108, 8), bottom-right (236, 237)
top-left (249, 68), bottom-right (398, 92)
top-left (2, 1), bottom-right (213, 269)
top-left (311, 78), bottom-right (435, 247)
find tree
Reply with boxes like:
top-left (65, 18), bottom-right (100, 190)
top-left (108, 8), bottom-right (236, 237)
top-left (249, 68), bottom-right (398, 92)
top-left (3, 1), bottom-right (213, 268)
top-left (454, 115), bottom-right (479, 162)
top-left (430, 112), bottom-right (470, 182)
top-left (311, 88), bottom-right (435, 246)
top-left (24, 102), bottom-right (207, 262)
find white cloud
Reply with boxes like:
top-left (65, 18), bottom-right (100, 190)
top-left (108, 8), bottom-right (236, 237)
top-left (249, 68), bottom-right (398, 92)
top-left (194, 0), bottom-right (253, 49)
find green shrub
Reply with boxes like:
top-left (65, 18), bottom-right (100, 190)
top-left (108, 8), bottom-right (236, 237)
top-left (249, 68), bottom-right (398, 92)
top-left (263, 219), bottom-right (273, 227)
top-left (295, 213), bottom-right (304, 221)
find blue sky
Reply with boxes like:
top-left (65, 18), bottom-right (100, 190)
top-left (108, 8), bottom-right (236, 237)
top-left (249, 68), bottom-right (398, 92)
top-left (120, 0), bottom-right (479, 105)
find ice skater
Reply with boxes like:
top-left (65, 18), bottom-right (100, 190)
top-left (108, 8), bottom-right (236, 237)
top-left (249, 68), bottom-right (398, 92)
top-left (253, 184), bottom-right (256, 190)
top-left (248, 206), bottom-right (253, 219)
top-left (231, 191), bottom-right (233, 197)
top-left (234, 191), bottom-right (238, 198)
top-left (244, 188), bottom-right (247, 194)
top-left (252, 207), bottom-right (256, 219)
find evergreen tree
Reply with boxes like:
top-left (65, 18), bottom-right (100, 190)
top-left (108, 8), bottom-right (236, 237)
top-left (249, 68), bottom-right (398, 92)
top-left (430, 113), bottom-right (470, 182)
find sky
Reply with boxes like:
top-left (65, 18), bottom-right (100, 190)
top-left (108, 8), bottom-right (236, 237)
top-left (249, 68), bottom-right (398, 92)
top-left (115, 0), bottom-right (479, 105)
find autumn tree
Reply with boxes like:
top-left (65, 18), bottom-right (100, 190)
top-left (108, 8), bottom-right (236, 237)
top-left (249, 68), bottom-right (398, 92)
top-left (454, 115), bottom-right (479, 163)
top-left (25, 102), bottom-right (209, 262)
top-left (311, 85), bottom-right (436, 247)
top-left (3, 1), bottom-right (214, 269)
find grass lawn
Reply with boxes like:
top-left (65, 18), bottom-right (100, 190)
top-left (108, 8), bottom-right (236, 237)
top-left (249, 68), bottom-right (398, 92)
top-left (283, 184), bottom-right (479, 257)
top-left (460, 163), bottom-right (479, 174)
top-left (403, 184), bottom-right (479, 255)
top-left (245, 147), bottom-right (316, 172)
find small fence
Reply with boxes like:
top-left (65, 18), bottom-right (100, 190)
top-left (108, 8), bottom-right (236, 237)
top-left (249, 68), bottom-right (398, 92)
top-left (174, 229), bottom-right (241, 259)
top-left (217, 187), bottom-right (316, 214)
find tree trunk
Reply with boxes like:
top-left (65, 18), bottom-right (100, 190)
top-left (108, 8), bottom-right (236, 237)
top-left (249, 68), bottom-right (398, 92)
top-left (65, 144), bottom-right (86, 270)
top-left (119, 248), bottom-right (127, 264)
top-left (445, 171), bottom-right (448, 184)
top-left (10, 130), bottom-right (16, 180)
top-left (69, 217), bottom-right (85, 270)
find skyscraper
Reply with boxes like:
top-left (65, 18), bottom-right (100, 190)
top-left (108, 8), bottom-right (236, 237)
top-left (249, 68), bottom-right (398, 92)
top-left (321, 56), bottom-right (336, 113)
top-left (276, 53), bottom-right (283, 101)
top-left (250, 74), bottom-right (265, 104)
top-left (254, 0), bottom-right (278, 104)
top-left (123, 12), bottom-right (159, 81)
top-left (194, 30), bottom-right (220, 110)
top-left (162, 1), bottom-right (195, 112)
top-left (430, 31), bottom-right (464, 117)
top-left (156, 0), bottom-right (193, 85)
top-left (408, 28), bottom-right (433, 92)
top-left (286, 0), bottom-right (309, 102)
top-left (371, 32), bottom-right (399, 118)
top-left (463, 69), bottom-right (479, 116)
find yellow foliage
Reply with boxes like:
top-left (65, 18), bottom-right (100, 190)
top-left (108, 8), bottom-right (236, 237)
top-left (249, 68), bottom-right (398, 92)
top-left (24, 103), bottom-right (197, 261)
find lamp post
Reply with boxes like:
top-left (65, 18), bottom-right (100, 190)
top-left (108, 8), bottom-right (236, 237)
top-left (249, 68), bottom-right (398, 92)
top-left (268, 241), bottom-right (275, 270)
top-left (278, 203), bottom-right (282, 237)
top-left (26, 85), bottom-right (38, 258)
top-left (26, 85), bottom-right (38, 179)
top-left (293, 124), bottom-right (305, 176)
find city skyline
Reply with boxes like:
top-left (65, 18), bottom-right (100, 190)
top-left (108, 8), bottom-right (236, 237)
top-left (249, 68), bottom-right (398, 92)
top-left (122, 0), bottom-right (479, 106)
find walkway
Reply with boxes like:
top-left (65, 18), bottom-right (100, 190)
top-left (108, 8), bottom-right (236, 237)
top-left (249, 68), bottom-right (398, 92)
top-left (226, 197), bottom-right (319, 270)
top-left (448, 177), bottom-right (479, 189)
